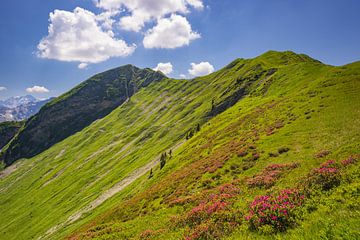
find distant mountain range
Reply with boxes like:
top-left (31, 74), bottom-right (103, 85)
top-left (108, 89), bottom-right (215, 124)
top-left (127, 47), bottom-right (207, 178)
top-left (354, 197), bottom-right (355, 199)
top-left (0, 95), bottom-right (54, 122)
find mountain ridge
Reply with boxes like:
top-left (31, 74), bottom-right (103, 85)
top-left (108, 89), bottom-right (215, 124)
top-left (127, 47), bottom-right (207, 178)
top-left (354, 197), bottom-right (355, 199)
top-left (0, 95), bottom-right (37, 108)
top-left (0, 95), bottom-right (53, 123)
top-left (0, 50), bottom-right (358, 240)
top-left (0, 50), bottom-right (350, 166)
top-left (0, 65), bottom-right (166, 166)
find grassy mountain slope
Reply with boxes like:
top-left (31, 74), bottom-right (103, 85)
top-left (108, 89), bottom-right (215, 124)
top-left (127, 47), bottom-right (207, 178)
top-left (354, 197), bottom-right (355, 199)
top-left (0, 51), bottom-right (359, 240)
top-left (0, 121), bottom-right (23, 151)
top-left (66, 54), bottom-right (360, 240)
top-left (0, 65), bottom-right (165, 166)
top-left (0, 51), bottom-right (278, 240)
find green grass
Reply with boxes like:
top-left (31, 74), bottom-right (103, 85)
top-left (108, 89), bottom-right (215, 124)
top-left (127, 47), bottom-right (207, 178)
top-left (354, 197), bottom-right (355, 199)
top-left (0, 121), bottom-right (23, 150)
top-left (0, 65), bottom-right (166, 166)
top-left (0, 51), bottom-right (359, 240)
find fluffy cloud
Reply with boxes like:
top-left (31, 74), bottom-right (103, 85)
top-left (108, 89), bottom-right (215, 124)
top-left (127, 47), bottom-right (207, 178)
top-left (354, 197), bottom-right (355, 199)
top-left (186, 0), bottom-right (204, 9)
top-left (26, 86), bottom-right (50, 93)
top-left (37, 1), bottom-right (204, 66)
top-left (95, 10), bottom-right (119, 30)
top-left (0, 87), bottom-right (7, 91)
top-left (143, 14), bottom-right (200, 49)
top-left (188, 62), bottom-right (214, 77)
top-left (179, 74), bottom-right (187, 79)
top-left (153, 62), bottom-right (173, 75)
top-left (37, 7), bottom-right (135, 64)
top-left (95, 0), bottom-right (203, 32)
top-left (78, 63), bottom-right (88, 69)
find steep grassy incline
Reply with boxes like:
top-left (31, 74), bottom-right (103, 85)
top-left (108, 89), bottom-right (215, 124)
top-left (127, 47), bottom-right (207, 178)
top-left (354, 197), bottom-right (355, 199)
top-left (0, 65), bottom-right (165, 166)
top-left (0, 51), bottom-right (358, 240)
top-left (0, 52), bottom-right (287, 240)
top-left (66, 54), bottom-right (360, 239)
top-left (0, 121), bottom-right (23, 151)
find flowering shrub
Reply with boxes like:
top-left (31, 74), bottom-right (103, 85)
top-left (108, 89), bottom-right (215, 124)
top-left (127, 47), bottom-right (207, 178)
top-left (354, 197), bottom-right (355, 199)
top-left (185, 222), bottom-right (212, 240)
top-left (247, 170), bottom-right (282, 188)
top-left (306, 160), bottom-right (341, 190)
top-left (185, 219), bottom-right (240, 240)
top-left (314, 150), bottom-right (331, 158)
top-left (247, 163), bottom-right (298, 188)
top-left (245, 189), bottom-right (305, 232)
top-left (182, 184), bottom-right (240, 227)
top-left (265, 163), bottom-right (298, 171)
top-left (217, 182), bottom-right (241, 195)
top-left (176, 183), bottom-right (242, 239)
top-left (320, 160), bottom-right (337, 168)
top-left (341, 155), bottom-right (358, 166)
top-left (185, 198), bottom-right (230, 227)
top-left (252, 152), bottom-right (260, 160)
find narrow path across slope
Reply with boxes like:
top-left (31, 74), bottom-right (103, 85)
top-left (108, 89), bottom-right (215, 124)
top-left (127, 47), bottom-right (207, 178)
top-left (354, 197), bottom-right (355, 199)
top-left (38, 140), bottom-right (184, 240)
top-left (0, 161), bottom-right (22, 180)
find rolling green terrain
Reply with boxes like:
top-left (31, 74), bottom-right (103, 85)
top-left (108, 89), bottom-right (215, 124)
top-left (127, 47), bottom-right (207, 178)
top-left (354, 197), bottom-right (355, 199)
top-left (0, 65), bottom-right (165, 166)
top-left (0, 51), bottom-right (359, 240)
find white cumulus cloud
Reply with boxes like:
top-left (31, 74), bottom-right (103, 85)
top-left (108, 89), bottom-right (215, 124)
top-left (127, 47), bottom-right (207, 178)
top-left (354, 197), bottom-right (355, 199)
top-left (0, 87), bottom-right (7, 91)
top-left (37, 7), bottom-right (135, 64)
top-left (153, 62), bottom-right (173, 75)
top-left (186, 0), bottom-right (204, 9)
top-left (95, 0), bottom-right (203, 32)
top-left (188, 62), bottom-right (214, 77)
top-left (143, 14), bottom-right (200, 49)
top-left (26, 86), bottom-right (50, 93)
top-left (95, 10), bottom-right (119, 30)
top-left (78, 63), bottom-right (88, 69)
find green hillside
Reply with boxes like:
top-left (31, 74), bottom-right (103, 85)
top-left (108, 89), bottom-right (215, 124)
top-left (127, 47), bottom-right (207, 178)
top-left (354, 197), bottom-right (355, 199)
top-left (0, 121), bottom-right (23, 152)
top-left (0, 51), bottom-right (359, 240)
top-left (0, 65), bottom-right (165, 166)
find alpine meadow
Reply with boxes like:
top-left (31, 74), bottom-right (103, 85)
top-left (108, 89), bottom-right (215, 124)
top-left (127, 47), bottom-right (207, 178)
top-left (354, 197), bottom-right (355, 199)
top-left (0, 1), bottom-right (359, 240)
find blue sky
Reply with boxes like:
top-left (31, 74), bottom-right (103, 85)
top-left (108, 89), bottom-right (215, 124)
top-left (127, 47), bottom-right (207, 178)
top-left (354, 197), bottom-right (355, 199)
top-left (0, 0), bottom-right (359, 100)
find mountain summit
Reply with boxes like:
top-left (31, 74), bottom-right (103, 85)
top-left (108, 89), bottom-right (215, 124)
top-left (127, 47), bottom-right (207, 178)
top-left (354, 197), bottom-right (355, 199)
top-left (0, 95), bottom-right (37, 108)
top-left (0, 65), bottom-right (165, 166)
top-left (0, 95), bottom-right (53, 122)
top-left (0, 51), bottom-right (359, 240)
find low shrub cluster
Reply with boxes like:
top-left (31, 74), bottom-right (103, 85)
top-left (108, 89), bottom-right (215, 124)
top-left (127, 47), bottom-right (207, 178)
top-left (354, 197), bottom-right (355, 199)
top-left (245, 189), bottom-right (305, 232)
top-left (175, 183), bottom-right (242, 239)
top-left (180, 184), bottom-right (240, 227)
top-left (179, 155), bottom-right (358, 238)
top-left (265, 120), bottom-right (284, 136)
top-left (341, 154), bottom-right (358, 166)
top-left (236, 148), bottom-right (248, 157)
top-left (305, 160), bottom-right (341, 191)
top-left (268, 152), bottom-right (279, 157)
top-left (247, 163), bottom-right (298, 188)
top-left (278, 147), bottom-right (290, 154)
top-left (314, 150), bottom-right (331, 158)
top-left (184, 199), bottom-right (230, 227)
top-left (184, 219), bottom-right (240, 240)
